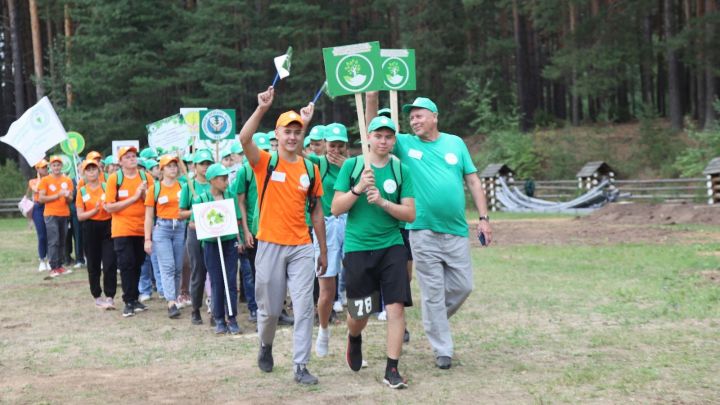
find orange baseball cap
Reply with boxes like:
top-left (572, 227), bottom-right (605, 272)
top-left (34, 159), bottom-right (48, 169)
top-left (275, 111), bottom-right (304, 129)
top-left (86, 151), bottom-right (102, 161)
top-left (49, 156), bottom-right (63, 164)
top-left (117, 146), bottom-right (138, 159)
top-left (158, 155), bottom-right (178, 169)
top-left (81, 159), bottom-right (99, 171)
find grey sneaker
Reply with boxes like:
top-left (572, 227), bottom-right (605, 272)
top-left (435, 356), bottom-right (452, 369)
top-left (293, 365), bottom-right (318, 385)
top-left (258, 344), bottom-right (273, 372)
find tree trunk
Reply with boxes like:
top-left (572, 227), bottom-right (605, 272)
top-left (640, 12), bottom-right (654, 105)
top-left (7, 0), bottom-right (26, 118)
top-left (46, 2), bottom-right (55, 95)
top-left (28, 0), bottom-right (44, 99)
top-left (64, 4), bottom-right (73, 108)
top-left (569, 2), bottom-right (581, 125)
top-left (512, 0), bottom-right (534, 132)
top-left (665, 0), bottom-right (683, 130)
top-left (703, 0), bottom-right (717, 128)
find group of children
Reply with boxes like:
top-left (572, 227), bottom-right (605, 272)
top-left (26, 86), bottom-right (493, 390)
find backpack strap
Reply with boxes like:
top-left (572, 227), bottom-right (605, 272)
top-left (304, 158), bottom-right (317, 214)
top-left (389, 156), bottom-right (403, 203)
top-left (258, 152), bottom-right (279, 215)
top-left (80, 186), bottom-right (88, 210)
top-left (349, 156), bottom-right (364, 188)
top-left (244, 163), bottom-right (254, 194)
top-left (319, 157), bottom-right (329, 182)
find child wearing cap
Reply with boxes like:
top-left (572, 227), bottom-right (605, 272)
top-left (38, 156), bottom-right (75, 277)
top-left (239, 86), bottom-right (327, 385)
top-left (189, 163), bottom-right (243, 334)
top-left (307, 125), bottom-right (326, 156)
top-left (187, 149), bottom-right (215, 325)
top-left (305, 122), bottom-right (350, 357)
top-left (138, 157), bottom-right (164, 303)
top-left (104, 146), bottom-right (155, 317)
top-left (332, 116), bottom-right (415, 389)
top-left (104, 156), bottom-right (119, 176)
top-left (76, 159), bottom-right (117, 309)
top-left (28, 159), bottom-right (49, 271)
top-left (144, 155), bottom-right (191, 319)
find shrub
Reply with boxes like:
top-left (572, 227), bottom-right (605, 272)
top-left (0, 160), bottom-right (29, 199)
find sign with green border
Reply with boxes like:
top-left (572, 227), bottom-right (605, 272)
top-left (379, 49), bottom-right (416, 91)
top-left (60, 131), bottom-right (85, 155)
top-left (322, 42), bottom-right (384, 97)
top-left (199, 109), bottom-right (236, 141)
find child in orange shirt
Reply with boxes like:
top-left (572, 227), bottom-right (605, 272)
top-left (38, 156), bottom-right (74, 277)
top-left (105, 146), bottom-right (155, 317)
top-left (76, 159), bottom-right (117, 310)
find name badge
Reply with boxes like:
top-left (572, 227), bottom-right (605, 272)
top-left (408, 149), bottom-right (423, 160)
top-left (49, 184), bottom-right (57, 192)
top-left (158, 196), bottom-right (169, 205)
top-left (118, 190), bottom-right (129, 198)
top-left (82, 194), bottom-right (91, 202)
top-left (101, 194), bottom-right (106, 201)
top-left (60, 182), bottom-right (68, 189)
top-left (347, 290), bottom-right (381, 320)
top-left (271, 171), bottom-right (286, 182)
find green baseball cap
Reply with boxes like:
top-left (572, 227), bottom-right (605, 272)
top-left (253, 132), bottom-right (271, 151)
top-left (367, 116), bottom-right (397, 133)
top-left (205, 163), bottom-right (230, 180)
top-left (103, 156), bottom-right (117, 165)
top-left (303, 137), bottom-right (311, 148)
top-left (402, 97), bottom-right (438, 114)
top-left (220, 148), bottom-right (232, 159)
top-left (378, 108), bottom-right (392, 118)
top-left (230, 141), bottom-right (243, 154)
top-left (139, 147), bottom-right (158, 159)
top-left (308, 125), bottom-right (325, 141)
top-left (267, 130), bottom-right (277, 141)
top-left (324, 123), bottom-right (349, 143)
top-left (193, 149), bottom-right (214, 164)
top-left (141, 158), bottom-right (158, 170)
top-left (182, 153), bottom-right (194, 163)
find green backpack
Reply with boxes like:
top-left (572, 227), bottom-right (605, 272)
top-left (115, 169), bottom-right (147, 194)
top-left (349, 156), bottom-right (403, 203)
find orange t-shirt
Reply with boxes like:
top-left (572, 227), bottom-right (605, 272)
top-left (38, 175), bottom-right (73, 217)
top-left (75, 183), bottom-right (111, 221)
top-left (252, 150), bottom-right (323, 245)
top-left (106, 170), bottom-right (155, 237)
top-left (29, 178), bottom-right (42, 202)
top-left (77, 171), bottom-right (106, 189)
top-left (145, 181), bottom-right (186, 220)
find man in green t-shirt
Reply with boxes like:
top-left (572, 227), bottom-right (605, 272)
top-left (306, 122), bottom-right (349, 358)
top-left (367, 93), bottom-right (493, 371)
top-left (332, 116), bottom-right (415, 389)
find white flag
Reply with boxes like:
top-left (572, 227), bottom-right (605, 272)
top-left (0, 97), bottom-right (68, 166)
top-left (273, 46), bottom-right (293, 80)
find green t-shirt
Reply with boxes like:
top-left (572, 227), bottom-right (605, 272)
top-left (308, 155), bottom-right (342, 217)
top-left (191, 178), bottom-right (211, 198)
top-left (190, 189), bottom-right (243, 245)
top-left (231, 162), bottom-right (259, 236)
top-left (335, 157), bottom-right (414, 253)
top-left (393, 133), bottom-right (476, 237)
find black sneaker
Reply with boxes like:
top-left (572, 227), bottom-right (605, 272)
top-left (383, 367), bottom-right (408, 389)
top-left (168, 304), bottom-right (180, 319)
top-left (258, 344), bottom-right (273, 372)
top-left (191, 310), bottom-right (203, 325)
top-left (248, 310), bottom-right (257, 323)
top-left (122, 303), bottom-right (135, 317)
top-left (278, 309), bottom-right (294, 326)
top-left (132, 301), bottom-right (147, 313)
top-left (293, 364), bottom-right (319, 385)
top-left (346, 334), bottom-right (363, 372)
top-left (214, 319), bottom-right (228, 334)
top-left (403, 328), bottom-right (410, 343)
top-left (435, 356), bottom-right (452, 369)
top-left (228, 318), bottom-right (241, 335)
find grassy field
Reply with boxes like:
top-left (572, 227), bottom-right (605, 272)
top-left (1, 216), bottom-right (719, 404)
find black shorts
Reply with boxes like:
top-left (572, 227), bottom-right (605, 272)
top-left (343, 244), bottom-right (412, 308)
top-left (400, 228), bottom-right (412, 261)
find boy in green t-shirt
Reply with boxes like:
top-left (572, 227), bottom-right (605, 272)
top-left (189, 163), bottom-right (244, 335)
top-left (331, 116), bottom-right (415, 389)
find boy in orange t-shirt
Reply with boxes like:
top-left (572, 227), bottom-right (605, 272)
top-left (104, 146), bottom-right (155, 317)
top-left (239, 86), bottom-right (327, 385)
top-left (38, 156), bottom-right (74, 277)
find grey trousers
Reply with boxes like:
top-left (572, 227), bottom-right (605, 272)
top-left (410, 229), bottom-right (473, 358)
top-left (255, 241), bottom-right (315, 366)
top-left (187, 227), bottom-right (207, 311)
top-left (44, 216), bottom-right (68, 269)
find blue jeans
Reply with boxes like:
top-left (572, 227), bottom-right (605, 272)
top-left (153, 219), bottom-right (186, 301)
top-left (139, 245), bottom-right (161, 296)
top-left (203, 239), bottom-right (238, 322)
top-left (239, 253), bottom-right (257, 312)
top-left (32, 202), bottom-right (47, 259)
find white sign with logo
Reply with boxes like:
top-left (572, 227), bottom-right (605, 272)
top-left (192, 199), bottom-right (238, 240)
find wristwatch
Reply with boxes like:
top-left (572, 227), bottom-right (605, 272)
top-left (479, 215), bottom-right (490, 222)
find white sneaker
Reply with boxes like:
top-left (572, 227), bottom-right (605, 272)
top-left (362, 359), bottom-right (368, 368)
top-left (333, 300), bottom-right (343, 313)
top-left (339, 290), bottom-right (347, 306)
top-left (315, 327), bottom-right (330, 357)
top-left (377, 310), bottom-right (387, 321)
top-left (139, 294), bottom-right (151, 303)
top-left (38, 260), bottom-right (48, 272)
top-left (73, 262), bottom-right (84, 269)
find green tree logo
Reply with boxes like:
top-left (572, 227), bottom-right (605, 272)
top-left (382, 58), bottom-right (409, 89)
top-left (343, 57), bottom-right (367, 87)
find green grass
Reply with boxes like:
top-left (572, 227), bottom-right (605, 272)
top-left (0, 217), bottom-right (719, 403)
